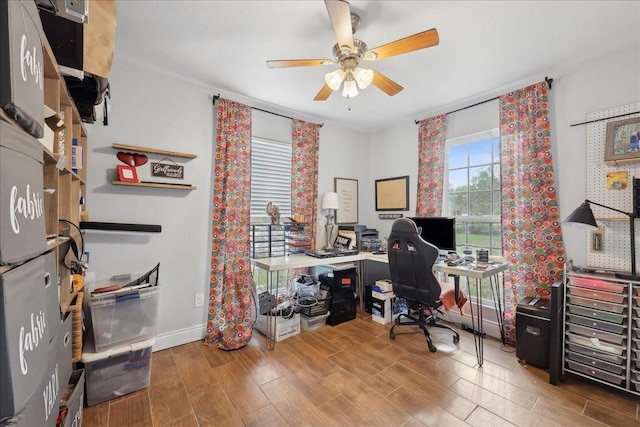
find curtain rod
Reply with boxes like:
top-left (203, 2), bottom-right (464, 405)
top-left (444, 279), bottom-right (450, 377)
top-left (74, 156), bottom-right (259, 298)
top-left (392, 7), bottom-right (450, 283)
top-left (570, 111), bottom-right (640, 127)
top-left (414, 76), bottom-right (554, 124)
top-left (212, 94), bottom-right (324, 127)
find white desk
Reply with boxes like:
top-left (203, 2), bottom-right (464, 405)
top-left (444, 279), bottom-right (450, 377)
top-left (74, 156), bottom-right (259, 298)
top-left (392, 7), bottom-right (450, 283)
top-left (252, 253), bottom-right (388, 348)
top-left (433, 260), bottom-right (509, 366)
top-left (252, 252), bottom-right (508, 361)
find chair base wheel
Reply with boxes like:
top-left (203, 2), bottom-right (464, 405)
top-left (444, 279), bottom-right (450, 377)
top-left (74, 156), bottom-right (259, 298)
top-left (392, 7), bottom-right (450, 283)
top-left (453, 334), bottom-right (460, 343)
top-left (428, 343), bottom-right (437, 352)
top-left (390, 332), bottom-right (396, 339)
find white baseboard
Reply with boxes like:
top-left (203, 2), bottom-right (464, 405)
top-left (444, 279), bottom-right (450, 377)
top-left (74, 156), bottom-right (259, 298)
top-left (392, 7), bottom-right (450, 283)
top-left (437, 305), bottom-right (503, 341)
top-left (151, 305), bottom-right (504, 352)
top-left (153, 324), bottom-right (207, 351)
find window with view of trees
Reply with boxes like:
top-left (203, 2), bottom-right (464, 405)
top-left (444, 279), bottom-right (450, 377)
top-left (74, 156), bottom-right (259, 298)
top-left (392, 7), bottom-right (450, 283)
top-left (445, 129), bottom-right (502, 302)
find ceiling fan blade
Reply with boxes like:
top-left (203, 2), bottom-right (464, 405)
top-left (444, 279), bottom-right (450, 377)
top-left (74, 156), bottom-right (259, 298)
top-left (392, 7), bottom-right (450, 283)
top-left (314, 84), bottom-right (333, 101)
top-left (267, 59), bottom-right (333, 68)
top-left (372, 70), bottom-right (403, 96)
top-left (367, 29), bottom-right (439, 61)
top-left (325, 0), bottom-right (354, 50)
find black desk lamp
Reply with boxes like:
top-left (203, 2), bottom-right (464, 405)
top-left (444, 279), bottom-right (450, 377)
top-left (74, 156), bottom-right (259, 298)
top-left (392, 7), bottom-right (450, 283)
top-left (563, 199), bottom-right (638, 281)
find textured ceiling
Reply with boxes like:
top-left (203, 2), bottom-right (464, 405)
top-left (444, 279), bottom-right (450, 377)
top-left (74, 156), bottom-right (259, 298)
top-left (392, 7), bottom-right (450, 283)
top-left (113, 1), bottom-right (640, 131)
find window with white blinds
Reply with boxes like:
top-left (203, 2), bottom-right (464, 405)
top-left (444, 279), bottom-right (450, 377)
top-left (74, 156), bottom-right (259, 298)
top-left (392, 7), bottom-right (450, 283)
top-left (250, 137), bottom-right (292, 219)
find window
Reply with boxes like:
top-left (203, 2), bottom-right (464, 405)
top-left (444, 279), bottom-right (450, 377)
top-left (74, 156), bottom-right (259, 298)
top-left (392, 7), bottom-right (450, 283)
top-left (250, 137), bottom-right (292, 288)
top-left (250, 137), bottom-right (292, 219)
top-left (445, 129), bottom-right (502, 303)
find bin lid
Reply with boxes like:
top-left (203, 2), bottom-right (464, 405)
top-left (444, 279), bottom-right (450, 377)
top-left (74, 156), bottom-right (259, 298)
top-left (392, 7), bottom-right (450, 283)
top-left (80, 333), bottom-right (156, 363)
top-left (517, 296), bottom-right (551, 316)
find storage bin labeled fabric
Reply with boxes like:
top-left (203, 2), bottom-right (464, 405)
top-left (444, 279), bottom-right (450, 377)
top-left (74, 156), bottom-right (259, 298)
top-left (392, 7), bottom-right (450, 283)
top-left (0, 119), bottom-right (46, 265)
top-left (43, 250), bottom-right (61, 338)
top-left (0, 255), bottom-right (50, 419)
top-left (0, 0), bottom-right (45, 138)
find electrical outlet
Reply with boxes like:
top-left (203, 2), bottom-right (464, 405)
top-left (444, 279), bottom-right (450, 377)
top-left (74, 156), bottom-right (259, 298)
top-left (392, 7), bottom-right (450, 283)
top-left (194, 293), bottom-right (205, 308)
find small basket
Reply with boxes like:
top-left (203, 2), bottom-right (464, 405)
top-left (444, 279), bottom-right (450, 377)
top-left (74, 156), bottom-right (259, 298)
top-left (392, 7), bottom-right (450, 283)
top-left (70, 292), bottom-right (83, 362)
top-left (299, 296), bottom-right (331, 317)
top-left (294, 278), bottom-right (320, 297)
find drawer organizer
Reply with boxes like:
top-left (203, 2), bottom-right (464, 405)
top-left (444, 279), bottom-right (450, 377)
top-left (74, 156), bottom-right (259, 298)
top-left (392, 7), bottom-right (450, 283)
top-left (562, 271), bottom-right (640, 395)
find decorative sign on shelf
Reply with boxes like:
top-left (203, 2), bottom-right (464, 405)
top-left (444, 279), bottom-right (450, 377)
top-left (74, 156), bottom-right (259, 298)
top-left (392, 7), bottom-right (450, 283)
top-left (379, 213), bottom-right (403, 220)
top-left (151, 158), bottom-right (184, 179)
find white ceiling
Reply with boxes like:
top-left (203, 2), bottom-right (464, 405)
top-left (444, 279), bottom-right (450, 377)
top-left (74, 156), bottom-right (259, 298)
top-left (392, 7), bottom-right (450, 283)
top-left (114, 1), bottom-right (640, 131)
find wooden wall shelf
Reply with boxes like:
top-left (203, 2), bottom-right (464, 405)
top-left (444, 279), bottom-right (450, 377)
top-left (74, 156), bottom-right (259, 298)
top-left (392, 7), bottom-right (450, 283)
top-left (111, 181), bottom-right (196, 190)
top-left (112, 143), bottom-right (196, 159)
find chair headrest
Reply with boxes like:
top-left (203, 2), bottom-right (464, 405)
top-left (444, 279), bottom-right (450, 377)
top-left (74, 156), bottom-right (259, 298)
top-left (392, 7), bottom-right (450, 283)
top-left (390, 218), bottom-right (420, 235)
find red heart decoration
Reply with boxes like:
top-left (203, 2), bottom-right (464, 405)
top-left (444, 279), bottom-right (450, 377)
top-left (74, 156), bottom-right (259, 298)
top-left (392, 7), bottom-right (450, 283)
top-left (117, 151), bottom-right (135, 166)
top-left (133, 153), bottom-right (148, 167)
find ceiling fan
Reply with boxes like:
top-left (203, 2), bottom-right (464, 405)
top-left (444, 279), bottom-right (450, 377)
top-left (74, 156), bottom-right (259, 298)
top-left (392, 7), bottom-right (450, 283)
top-left (266, 0), bottom-right (439, 101)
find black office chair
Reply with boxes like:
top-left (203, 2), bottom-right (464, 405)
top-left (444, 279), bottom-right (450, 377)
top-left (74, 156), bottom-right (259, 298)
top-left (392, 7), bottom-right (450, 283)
top-left (387, 218), bottom-right (460, 352)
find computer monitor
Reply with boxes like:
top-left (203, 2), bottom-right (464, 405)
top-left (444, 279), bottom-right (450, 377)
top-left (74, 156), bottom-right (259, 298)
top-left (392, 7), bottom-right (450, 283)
top-left (409, 217), bottom-right (456, 253)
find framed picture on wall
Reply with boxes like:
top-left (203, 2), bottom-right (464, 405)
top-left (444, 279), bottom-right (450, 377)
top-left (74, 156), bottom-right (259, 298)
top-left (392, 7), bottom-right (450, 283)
top-left (334, 177), bottom-right (358, 223)
top-left (375, 175), bottom-right (410, 211)
top-left (604, 116), bottom-right (640, 165)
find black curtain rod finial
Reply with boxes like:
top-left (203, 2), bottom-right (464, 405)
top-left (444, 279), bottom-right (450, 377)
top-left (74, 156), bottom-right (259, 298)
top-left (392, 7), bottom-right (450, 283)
top-left (545, 76), bottom-right (553, 90)
top-left (212, 93), bottom-right (221, 105)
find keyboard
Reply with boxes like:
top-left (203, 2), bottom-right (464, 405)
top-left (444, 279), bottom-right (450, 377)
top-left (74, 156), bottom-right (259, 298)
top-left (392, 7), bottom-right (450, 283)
top-left (305, 249), bottom-right (360, 259)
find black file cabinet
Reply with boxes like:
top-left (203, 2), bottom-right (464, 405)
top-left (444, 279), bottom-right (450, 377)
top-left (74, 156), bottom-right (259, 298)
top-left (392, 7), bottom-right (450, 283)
top-left (516, 297), bottom-right (551, 369)
top-left (319, 267), bottom-right (357, 326)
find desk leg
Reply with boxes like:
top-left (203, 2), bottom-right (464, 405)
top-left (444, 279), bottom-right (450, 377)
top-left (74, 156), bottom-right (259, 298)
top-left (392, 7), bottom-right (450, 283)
top-left (466, 277), bottom-right (485, 367)
top-left (489, 274), bottom-right (506, 345)
top-left (358, 259), bottom-right (366, 319)
top-left (264, 270), bottom-right (284, 350)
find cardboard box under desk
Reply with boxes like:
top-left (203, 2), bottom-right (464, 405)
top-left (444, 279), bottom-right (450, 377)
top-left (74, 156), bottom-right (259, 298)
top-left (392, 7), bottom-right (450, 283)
top-left (371, 294), bottom-right (409, 325)
top-left (255, 312), bottom-right (300, 342)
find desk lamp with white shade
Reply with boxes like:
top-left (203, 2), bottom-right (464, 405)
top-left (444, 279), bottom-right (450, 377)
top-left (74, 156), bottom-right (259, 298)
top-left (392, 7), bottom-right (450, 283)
top-left (321, 192), bottom-right (339, 250)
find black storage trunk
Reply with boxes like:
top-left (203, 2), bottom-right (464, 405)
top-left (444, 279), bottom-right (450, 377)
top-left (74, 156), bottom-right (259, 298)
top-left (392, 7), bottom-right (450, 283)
top-left (327, 298), bottom-right (356, 326)
top-left (319, 267), bottom-right (357, 326)
top-left (0, 0), bottom-right (45, 138)
top-left (516, 296), bottom-right (551, 369)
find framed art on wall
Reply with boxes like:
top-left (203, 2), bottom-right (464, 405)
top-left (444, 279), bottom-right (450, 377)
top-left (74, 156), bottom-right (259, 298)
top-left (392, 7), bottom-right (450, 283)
top-left (604, 116), bottom-right (640, 165)
top-left (375, 175), bottom-right (409, 211)
top-left (334, 177), bottom-right (358, 223)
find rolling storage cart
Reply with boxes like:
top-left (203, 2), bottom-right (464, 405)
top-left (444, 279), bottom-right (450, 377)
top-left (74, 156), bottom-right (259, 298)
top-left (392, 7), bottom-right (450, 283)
top-left (557, 269), bottom-right (640, 396)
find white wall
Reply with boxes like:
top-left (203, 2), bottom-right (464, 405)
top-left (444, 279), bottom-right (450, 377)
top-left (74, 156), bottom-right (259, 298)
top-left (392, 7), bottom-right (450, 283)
top-left (367, 44), bottom-right (640, 266)
top-left (85, 59), bottom-right (368, 350)
top-left (553, 45), bottom-right (639, 266)
top-left (85, 60), bottom-right (215, 350)
top-left (85, 43), bottom-right (638, 351)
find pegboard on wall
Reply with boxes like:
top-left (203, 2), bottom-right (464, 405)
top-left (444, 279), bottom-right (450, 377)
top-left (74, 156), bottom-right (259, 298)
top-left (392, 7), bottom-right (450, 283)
top-left (586, 102), bottom-right (640, 272)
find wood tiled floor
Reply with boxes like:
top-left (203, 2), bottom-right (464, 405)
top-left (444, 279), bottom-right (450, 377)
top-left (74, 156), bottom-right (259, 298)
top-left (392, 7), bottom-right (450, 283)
top-left (83, 315), bottom-right (640, 426)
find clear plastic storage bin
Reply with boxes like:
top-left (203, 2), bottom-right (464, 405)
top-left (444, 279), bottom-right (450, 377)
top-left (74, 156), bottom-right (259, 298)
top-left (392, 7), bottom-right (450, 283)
top-left (90, 286), bottom-right (159, 352)
top-left (81, 335), bottom-right (154, 406)
top-left (87, 265), bottom-right (160, 352)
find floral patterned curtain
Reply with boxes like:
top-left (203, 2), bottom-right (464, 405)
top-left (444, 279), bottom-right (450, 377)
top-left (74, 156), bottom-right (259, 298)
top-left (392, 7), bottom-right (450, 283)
top-left (499, 81), bottom-right (566, 344)
top-left (416, 114), bottom-right (448, 216)
top-left (291, 119), bottom-right (320, 247)
top-left (205, 98), bottom-right (256, 350)
top-left (287, 119), bottom-right (320, 286)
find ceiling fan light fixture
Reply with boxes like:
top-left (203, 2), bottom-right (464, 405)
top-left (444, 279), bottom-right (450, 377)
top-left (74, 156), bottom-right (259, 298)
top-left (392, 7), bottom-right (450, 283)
top-left (354, 67), bottom-right (373, 89)
top-left (342, 79), bottom-right (358, 98)
top-left (325, 69), bottom-right (345, 91)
